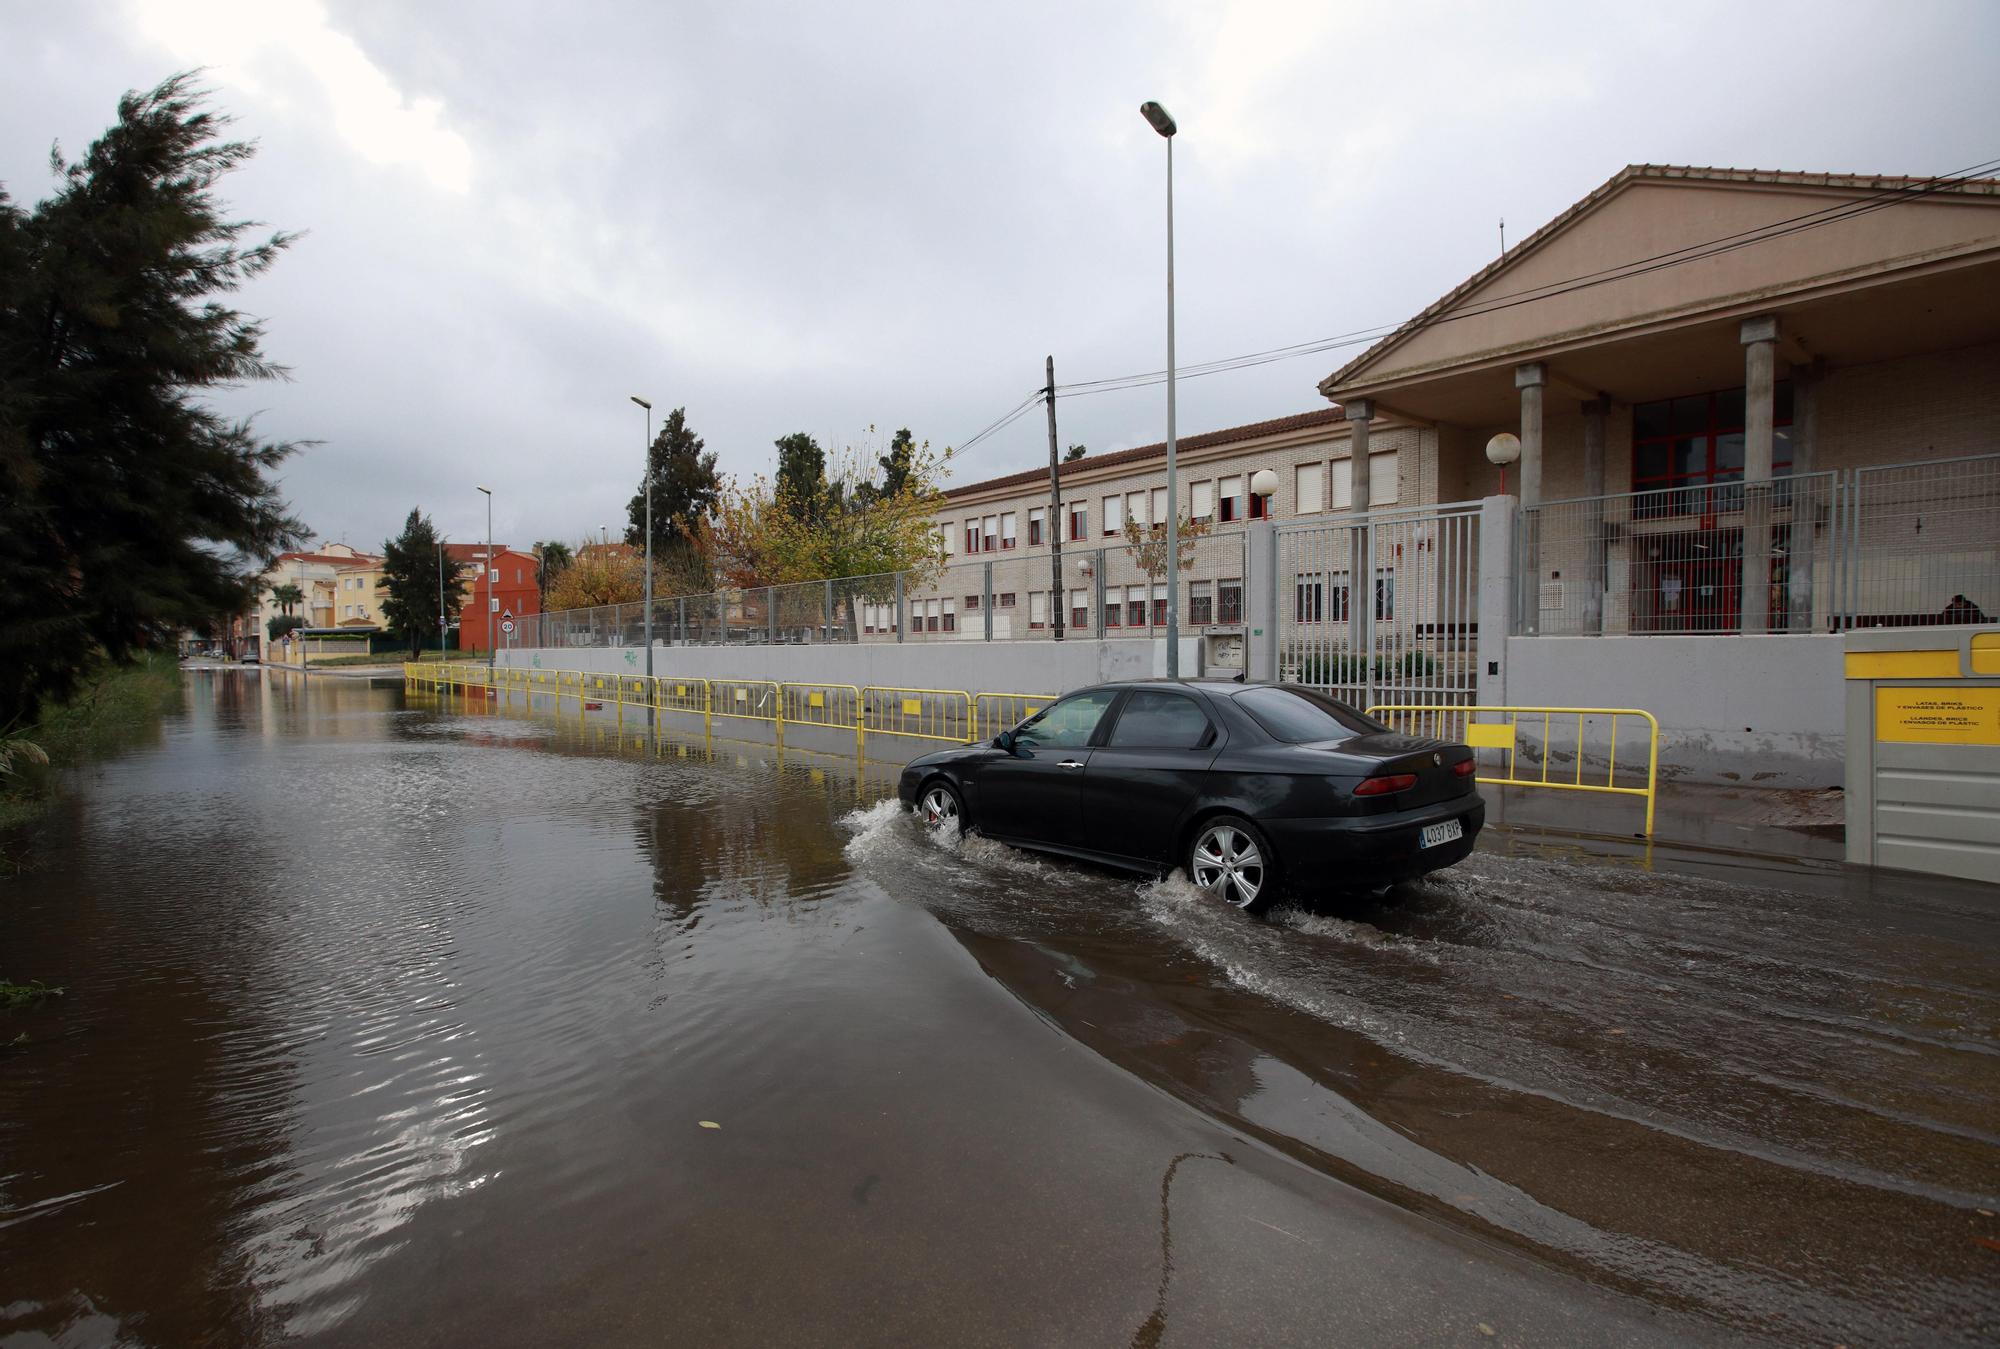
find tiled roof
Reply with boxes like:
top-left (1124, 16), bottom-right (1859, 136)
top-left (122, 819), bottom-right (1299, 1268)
top-left (275, 550), bottom-right (382, 566)
top-left (1319, 162), bottom-right (2000, 395)
top-left (946, 407), bottom-right (1346, 500)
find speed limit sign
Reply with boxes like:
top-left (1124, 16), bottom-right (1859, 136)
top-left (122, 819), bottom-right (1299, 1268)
top-left (501, 619), bottom-right (516, 635)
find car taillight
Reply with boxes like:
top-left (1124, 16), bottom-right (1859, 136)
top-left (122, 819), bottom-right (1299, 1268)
top-left (1353, 773), bottom-right (1418, 796)
top-left (1452, 758), bottom-right (1477, 777)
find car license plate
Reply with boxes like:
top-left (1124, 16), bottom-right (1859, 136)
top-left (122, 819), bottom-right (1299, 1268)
top-left (1419, 819), bottom-right (1464, 849)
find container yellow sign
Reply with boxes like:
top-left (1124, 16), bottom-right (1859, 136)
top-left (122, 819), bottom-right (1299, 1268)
top-left (1875, 687), bottom-right (2000, 745)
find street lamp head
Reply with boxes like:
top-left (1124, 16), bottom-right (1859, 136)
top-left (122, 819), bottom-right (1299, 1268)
top-left (1484, 433), bottom-right (1522, 467)
top-left (1249, 468), bottom-right (1278, 498)
top-left (1140, 101), bottom-right (1177, 138)
top-left (476, 484), bottom-right (492, 495)
top-left (630, 396), bottom-right (652, 410)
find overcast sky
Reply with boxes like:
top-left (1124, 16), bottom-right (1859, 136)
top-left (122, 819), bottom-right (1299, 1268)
top-left (8, 1), bottom-right (1998, 552)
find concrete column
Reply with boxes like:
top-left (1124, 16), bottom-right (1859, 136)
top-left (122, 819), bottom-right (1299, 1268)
top-left (1246, 520), bottom-right (1279, 683)
top-left (1740, 316), bottom-right (1778, 635)
top-left (1345, 398), bottom-right (1374, 514)
top-left (1514, 364), bottom-right (1546, 507)
top-left (1515, 363), bottom-right (1547, 633)
top-left (1476, 495), bottom-right (1518, 708)
top-left (1581, 397), bottom-right (1609, 636)
top-left (1344, 398), bottom-right (1375, 674)
top-left (1788, 360), bottom-right (1822, 631)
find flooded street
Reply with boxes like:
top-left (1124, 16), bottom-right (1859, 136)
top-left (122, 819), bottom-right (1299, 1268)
top-left (3, 671), bottom-right (1996, 1346)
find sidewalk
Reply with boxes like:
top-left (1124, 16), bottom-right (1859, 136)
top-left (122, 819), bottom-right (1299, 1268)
top-left (1479, 778), bottom-right (1847, 863)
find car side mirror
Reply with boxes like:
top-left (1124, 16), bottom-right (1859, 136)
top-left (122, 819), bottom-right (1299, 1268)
top-left (993, 730), bottom-right (1014, 752)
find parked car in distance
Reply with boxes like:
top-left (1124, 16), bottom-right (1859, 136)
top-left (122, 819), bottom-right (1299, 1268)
top-left (898, 679), bottom-right (1483, 911)
top-left (240, 653), bottom-right (260, 664)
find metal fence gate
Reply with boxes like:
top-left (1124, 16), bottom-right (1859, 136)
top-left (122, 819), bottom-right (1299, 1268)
top-left (1275, 501), bottom-right (1482, 720)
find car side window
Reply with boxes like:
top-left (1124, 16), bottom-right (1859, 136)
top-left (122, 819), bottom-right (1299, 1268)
top-left (1013, 689), bottom-right (1120, 750)
top-left (1105, 690), bottom-right (1212, 749)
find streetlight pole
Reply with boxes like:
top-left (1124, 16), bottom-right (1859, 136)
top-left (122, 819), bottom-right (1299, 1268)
top-left (1142, 100), bottom-right (1180, 678)
top-left (631, 396), bottom-right (654, 681)
top-left (477, 485), bottom-right (493, 672)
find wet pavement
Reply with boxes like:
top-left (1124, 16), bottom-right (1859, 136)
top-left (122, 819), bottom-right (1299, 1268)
top-left (2, 671), bottom-right (1995, 1346)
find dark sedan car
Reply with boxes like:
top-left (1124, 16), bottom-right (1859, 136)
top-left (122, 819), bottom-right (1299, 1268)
top-left (897, 679), bottom-right (1483, 910)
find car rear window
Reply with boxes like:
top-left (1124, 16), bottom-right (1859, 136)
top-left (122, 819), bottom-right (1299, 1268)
top-left (1236, 686), bottom-right (1384, 743)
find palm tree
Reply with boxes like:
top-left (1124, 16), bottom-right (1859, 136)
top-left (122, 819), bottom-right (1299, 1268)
top-left (272, 582), bottom-right (303, 616)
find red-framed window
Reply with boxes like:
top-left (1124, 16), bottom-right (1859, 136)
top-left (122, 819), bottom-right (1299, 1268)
top-left (1028, 512), bottom-right (1045, 546)
top-left (1249, 491), bottom-right (1268, 520)
top-left (1105, 601), bottom-right (1122, 628)
top-left (1068, 504), bottom-right (1088, 540)
top-left (1633, 383), bottom-right (1793, 516)
top-left (965, 594), bottom-right (981, 610)
top-left (1151, 595), bottom-right (1168, 626)
top-left (997, 592), bottom-right (1017, 608)
top-left (963, 521), bottom-right (980, 553)
top-left (1071, 596), bottom-right (1088, 629)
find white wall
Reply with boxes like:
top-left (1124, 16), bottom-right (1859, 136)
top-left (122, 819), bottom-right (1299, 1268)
top-left (1502, 633), bottom-right (1845, 787)
top-left (498, 636), bottom-right (1204, 697)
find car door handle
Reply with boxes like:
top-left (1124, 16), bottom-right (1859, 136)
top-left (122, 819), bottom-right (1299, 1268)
top-left (1058, 759), bottom-right (1084, 770)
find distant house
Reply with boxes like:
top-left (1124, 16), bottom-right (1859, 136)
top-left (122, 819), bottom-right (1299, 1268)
top-left (256, 543), bottom-right (383, 659)
top-left (444, 543), bottom-right (542, 651)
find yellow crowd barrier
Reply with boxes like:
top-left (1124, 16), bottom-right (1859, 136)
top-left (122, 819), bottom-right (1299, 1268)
top-left (1366, 703), bottom-right (1660, 837)
top-left (405, 663), bottom-right (1052, 757)
top-left (861, 686), bottom-right (974, 745)
top-left (971, 691), bottom-right (1055, 742)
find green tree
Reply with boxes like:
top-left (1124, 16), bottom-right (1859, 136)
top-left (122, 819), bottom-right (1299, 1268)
top-left (270, 581), bottom-right (303, 615)
top-left (379, 509), bottom-right (466, 658)
top-left (0, 73), bottom-right (306, 732)
top-left (773, 432), bottom-right (826, 525)
top-left (1064, 444), bottom-right (1087, 463)
top-left (878, 427), bottom-right (917, 496)
top-left (533, 540), bottom-right (572, 605)
top-left (624, 407), bottom-right (721, 557)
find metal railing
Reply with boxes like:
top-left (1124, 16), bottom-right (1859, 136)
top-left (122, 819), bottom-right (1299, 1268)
top-left (1522, 454), bottom-right (1998, 636)
top-left (1276, 501), bottom-right (1482, 708)
top-left (1367, 702), bottom-right (1660, 837)
top-left (405, 662), bottom-right (1044, 753)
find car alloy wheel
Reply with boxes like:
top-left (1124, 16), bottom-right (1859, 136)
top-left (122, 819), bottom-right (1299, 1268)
top-left (1190, 819), bottom-right (1269, 910)
top-left (919, 783), bottom-right (962, 829)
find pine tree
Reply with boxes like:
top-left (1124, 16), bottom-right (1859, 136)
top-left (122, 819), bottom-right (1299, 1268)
top-left (624, 407), bottom-right (720, 557)
top-left (379, 510), bottom-right (466, 658)
top-left (0, 74), bottom-right (305, 730)
top-left (773, 432), bottom-right (826, 525)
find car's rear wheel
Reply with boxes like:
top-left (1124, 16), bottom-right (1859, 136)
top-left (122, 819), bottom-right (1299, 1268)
top-left (1187, 815), bottom-right (1275, 912)
top-left (917, 779), bottom-right (965, 831)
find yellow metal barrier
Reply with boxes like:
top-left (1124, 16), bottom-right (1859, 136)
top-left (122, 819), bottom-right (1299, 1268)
top-left (656, 676), bottom-right (712, 729)
top-left (710, 678), bottom-right (782, 724)
top-left (862, 686), bottom-right (974, 745)
top-left (780, 682), bottom-right (865, 752)
top-left (971, 691), bottom-right (1055, 742)
top-left (407, 664), bottom-right (1055, 760)
top-left (617, 674), bottom-right (654, 709)
top-left (1366, 703), bottom-right (1660, 837)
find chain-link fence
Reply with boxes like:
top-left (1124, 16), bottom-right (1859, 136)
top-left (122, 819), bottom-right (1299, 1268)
top-left (1522, 454), bottom-right (1997, 636)
top-left (512, 529), bottom-right (1249, 650)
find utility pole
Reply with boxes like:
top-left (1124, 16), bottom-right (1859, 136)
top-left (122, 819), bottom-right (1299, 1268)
top-left (1045, 355), bottom-right (1064, 642)
top-left (436, 542), bottom-right (446, 660)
